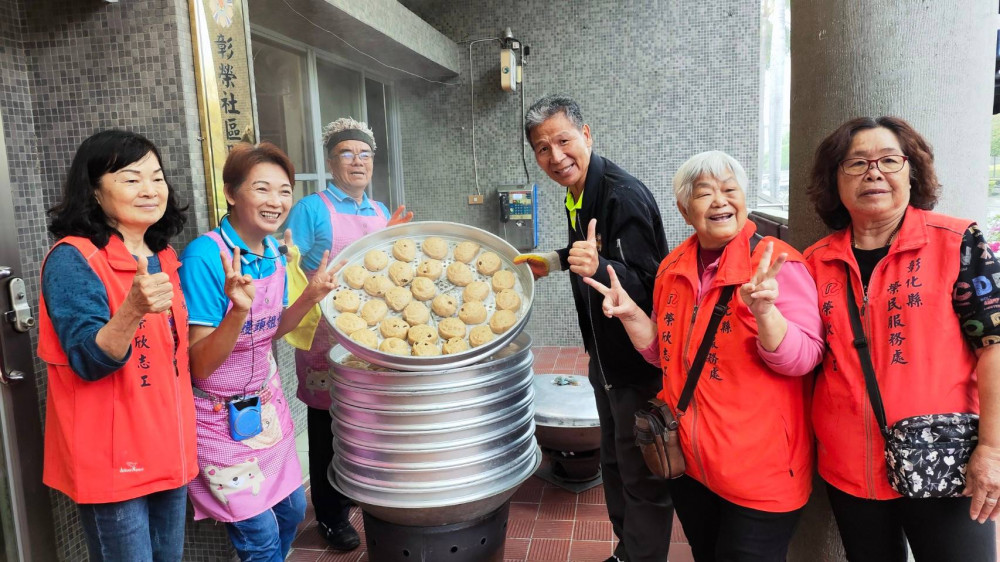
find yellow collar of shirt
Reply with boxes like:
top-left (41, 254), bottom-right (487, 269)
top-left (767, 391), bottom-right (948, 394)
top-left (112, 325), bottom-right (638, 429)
top-left (565, 189), bottom-right (584, 230)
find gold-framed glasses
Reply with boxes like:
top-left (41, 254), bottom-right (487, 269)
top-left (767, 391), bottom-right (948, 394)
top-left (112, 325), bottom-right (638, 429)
top-left (840, 155), bottom-right (908, 176)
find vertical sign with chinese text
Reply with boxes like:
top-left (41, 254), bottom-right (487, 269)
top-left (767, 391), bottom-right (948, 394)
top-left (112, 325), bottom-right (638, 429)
top-left (189, 0), bottom-right (258, 226)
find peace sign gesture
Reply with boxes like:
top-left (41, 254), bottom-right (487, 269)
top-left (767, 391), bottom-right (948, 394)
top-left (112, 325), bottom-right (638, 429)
top-left (739, 241), bottom-right (787, 317)
top-left (583, 265), bottom-right (642, 322)
top-left (304, 249), bottom-right (346, 304)
top-left (568, 218), bottom-right (600, 278)
top-left (221, 247), bottom-right (255, 312)
top-left (583, 264), bottom-right (658, 351)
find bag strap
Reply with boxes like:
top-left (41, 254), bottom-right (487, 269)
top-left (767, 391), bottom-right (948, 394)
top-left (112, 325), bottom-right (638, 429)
top-left (842, 263), bottom-right (890, 436)
top-left (676, 284), bottom-right (734, 413)
top-left (675, 234), bottom-right (764, 413)
top-left (675, 233), bottom-right (763, 413)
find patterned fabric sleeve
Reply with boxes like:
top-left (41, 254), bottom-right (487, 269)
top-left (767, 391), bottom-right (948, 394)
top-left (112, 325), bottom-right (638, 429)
top-left (953, 224), bottom-right (1000, 349)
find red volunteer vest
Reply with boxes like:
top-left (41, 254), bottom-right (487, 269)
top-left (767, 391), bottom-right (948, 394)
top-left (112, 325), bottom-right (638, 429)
top-left (37, 236), bottom-right (198, 503)
top-left (805, 207), bottom-right (979, 500)
top-left (654, 221), bottom-right (813, 512)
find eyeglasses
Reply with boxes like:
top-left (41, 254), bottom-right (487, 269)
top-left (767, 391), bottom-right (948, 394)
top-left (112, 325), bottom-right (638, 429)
top-left (335, 150), bottom-right (373, 163)
top-left (839, 155), bottom-right (908, 176)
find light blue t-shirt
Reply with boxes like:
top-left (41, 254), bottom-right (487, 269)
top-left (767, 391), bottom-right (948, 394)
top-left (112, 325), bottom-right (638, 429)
top-left (179, 216), bottom-right (289, 327)
top-left (284, 182), bottom-right (390, 271)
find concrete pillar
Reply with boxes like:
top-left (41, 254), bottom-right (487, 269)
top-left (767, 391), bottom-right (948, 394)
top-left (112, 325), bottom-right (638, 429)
top-left (786, 3), bottom-right (995, 560)
top-left (788, 1), bottom-right (996, 251)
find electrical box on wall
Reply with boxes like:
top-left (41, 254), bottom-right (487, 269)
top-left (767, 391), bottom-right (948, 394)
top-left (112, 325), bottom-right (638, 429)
top-left (500, 49), bottom-right (517, 92)
top-left (498, 184), bottom-right (538, 251)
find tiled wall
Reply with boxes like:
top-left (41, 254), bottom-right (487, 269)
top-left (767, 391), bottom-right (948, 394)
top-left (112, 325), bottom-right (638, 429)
top-left (395, 0), bottom-right (760, 347)
top-left (0, 0), bottom-right (295, 559)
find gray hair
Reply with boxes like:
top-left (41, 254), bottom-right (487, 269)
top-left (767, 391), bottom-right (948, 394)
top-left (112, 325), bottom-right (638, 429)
top-left (524, 95), bottom-right (585, 147)
top-left (322, 117), bottom-right (376, 153)
top-left (673, 151), bottom-right (748, 211)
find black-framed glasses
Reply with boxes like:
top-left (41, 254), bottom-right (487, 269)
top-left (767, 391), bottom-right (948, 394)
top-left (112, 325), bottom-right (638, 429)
top-left (839, 155), bottom-right (908, 176)
top-left (335, 150), bottom-right (373, 162)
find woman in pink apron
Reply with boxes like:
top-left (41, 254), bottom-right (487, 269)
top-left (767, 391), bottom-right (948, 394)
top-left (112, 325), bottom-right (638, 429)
top-left (180, 143), bottom-right (341, 561)
top-left (284, 117), bottom-right (411, 550)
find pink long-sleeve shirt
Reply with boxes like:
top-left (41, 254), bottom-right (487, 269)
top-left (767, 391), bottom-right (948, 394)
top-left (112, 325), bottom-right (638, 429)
top-left (639, 258), bottom-right (824, 376)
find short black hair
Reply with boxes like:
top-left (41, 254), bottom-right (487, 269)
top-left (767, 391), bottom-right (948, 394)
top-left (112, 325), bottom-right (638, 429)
top-left (47, 129), bottom-right (187, 252)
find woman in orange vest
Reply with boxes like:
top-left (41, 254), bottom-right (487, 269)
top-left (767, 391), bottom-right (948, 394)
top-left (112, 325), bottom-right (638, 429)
top-left (584, 150), bottom-right (824, 561)
top-left (803, 117), bottom-right (1000, 561)
top-left (37, 130), bottom-right (197, 561)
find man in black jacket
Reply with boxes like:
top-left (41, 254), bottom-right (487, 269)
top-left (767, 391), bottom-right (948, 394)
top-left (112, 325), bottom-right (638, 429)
top-left (517, 95), bottom-right (672, 562)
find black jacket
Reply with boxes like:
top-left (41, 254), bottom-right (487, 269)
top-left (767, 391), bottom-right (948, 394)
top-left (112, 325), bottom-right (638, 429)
top-left (556, 152), bottom-right (669, 388)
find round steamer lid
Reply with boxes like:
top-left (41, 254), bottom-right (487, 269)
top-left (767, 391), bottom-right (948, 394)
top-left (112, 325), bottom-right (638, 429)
top-left (532, 374), bottom-right (600, 428)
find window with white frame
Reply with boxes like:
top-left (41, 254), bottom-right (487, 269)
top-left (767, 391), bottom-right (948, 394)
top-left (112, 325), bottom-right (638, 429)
top-left (250, 30), bottom-right (403, 208)
top-left (758, 0), bottom-right (790, 212)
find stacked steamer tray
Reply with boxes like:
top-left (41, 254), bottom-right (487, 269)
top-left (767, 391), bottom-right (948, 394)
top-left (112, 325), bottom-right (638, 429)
top-left (321, 222), bottom-right (540, 562)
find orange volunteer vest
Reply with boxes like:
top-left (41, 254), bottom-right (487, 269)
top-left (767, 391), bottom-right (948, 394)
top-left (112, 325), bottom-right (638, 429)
top-left (37, 236), bottom-right (198, 503)
top-left (805, 207), bottom-right (979, 500)
top-left (654, 221), bottom-right (813, 512)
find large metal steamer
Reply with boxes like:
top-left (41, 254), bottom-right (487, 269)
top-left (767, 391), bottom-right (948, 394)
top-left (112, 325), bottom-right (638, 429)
top-left (328, 334), bottom-right (538, 525)
top-left (323, 222), bottom-right (539, 561)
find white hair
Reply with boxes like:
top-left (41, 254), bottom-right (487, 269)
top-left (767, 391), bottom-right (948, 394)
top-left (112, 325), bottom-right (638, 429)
top-left (321, 117), bottom-right (376, 152)
top-left (673, 150), bottom-right (748, 210)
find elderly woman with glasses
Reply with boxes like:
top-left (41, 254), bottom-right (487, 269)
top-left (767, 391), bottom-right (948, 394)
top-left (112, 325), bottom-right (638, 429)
top-left (803, 116), bottom-right (1000, 561)
top-left (584, 150), bottom-right (824, 561)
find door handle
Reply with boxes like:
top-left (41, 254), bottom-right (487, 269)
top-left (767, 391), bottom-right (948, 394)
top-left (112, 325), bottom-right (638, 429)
top-left (5, 277), bottom-right (34, 333)
top-left (0, 370), bottom-right (24, 385)
top-left (0, 266), bottom-right (10, 280)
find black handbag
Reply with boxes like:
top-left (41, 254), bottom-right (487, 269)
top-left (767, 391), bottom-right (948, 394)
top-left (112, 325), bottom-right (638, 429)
top-left (843, 264), bottom-right (978, 498)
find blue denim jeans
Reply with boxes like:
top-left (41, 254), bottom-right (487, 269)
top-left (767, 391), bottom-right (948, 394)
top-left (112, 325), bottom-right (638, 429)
top-left (77, 485), bottom-right (188, 562)
top-left (226, 486), bottom-right (307, 562)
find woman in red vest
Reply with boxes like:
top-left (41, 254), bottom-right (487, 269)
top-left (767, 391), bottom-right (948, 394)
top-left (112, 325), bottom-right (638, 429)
top-left (584, 150), bottom-right (824, 561)
top-left (37, 130), bottom-right (197, 561)
top-left (803, 117), bottom-right (1000, 561)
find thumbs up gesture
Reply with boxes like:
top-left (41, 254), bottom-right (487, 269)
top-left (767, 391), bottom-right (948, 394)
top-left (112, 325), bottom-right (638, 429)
top-left (568, 218), bottom-right (600, 278)
top-left (126, 254), bottom-right (174, 314)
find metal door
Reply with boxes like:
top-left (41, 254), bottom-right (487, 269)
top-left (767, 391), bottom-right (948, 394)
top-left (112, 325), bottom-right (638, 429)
top-left (0, 110), bottom-right (58, 561)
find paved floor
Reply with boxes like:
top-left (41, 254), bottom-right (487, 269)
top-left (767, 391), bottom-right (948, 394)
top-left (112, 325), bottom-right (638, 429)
top-left (287, 474), bottom-right (693, 562)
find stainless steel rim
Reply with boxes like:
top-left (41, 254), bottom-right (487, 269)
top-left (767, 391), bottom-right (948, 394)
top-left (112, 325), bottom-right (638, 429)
top-left (332, 445), bottom-right (541, 505)
top-left (333, 419), bottom-right (536, 474)
top-left (332, 398), bottom-right (535, 448)
top-left (330, 384), bottom-right (534, 428)
top-left (329, 337), bottom-right (533, 388)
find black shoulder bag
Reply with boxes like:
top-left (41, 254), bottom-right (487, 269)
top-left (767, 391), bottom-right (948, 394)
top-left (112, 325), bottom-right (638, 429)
top-left (843, 263), bottom-right (978, 498)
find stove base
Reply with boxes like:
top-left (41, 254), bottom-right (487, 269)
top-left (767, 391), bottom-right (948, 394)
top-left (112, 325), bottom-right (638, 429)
top-left (535, 447), bottom-right (603, 493)
top-left (362, 501), bottom-right (509, 562)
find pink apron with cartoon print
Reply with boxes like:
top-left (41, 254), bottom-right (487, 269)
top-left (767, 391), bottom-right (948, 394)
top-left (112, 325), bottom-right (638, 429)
top-left (295, 192), bottom-right (387, 409)
top-left (188, 232), bottom-right (302, 522)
